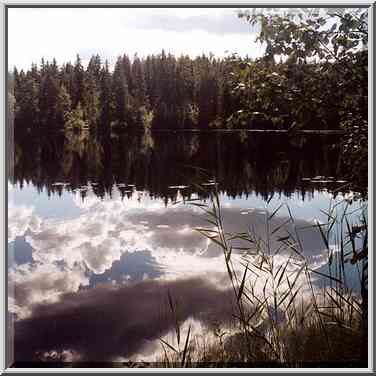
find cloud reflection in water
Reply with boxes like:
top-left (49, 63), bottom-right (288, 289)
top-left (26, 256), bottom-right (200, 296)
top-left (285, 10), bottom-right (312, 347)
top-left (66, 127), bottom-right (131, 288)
top-left (14, 278), bottom-right (235, 362)
top-left (8, 185), bottom-right (329, 362)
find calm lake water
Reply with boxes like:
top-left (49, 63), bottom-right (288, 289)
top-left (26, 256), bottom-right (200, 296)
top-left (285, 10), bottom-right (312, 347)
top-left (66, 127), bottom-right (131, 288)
top-left (8, 131), bottom-right (365, 364)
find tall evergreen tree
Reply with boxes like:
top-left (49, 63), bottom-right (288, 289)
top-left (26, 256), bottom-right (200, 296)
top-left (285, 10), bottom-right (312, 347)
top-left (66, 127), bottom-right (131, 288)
top-left (112, 56), bottom-right (130, 129)
top-left (84, 57), bottom-right (101, 129)
top-left (99, 60), bottom-right (113, 132)
top-left (72, 54), bottom-right (85, 108)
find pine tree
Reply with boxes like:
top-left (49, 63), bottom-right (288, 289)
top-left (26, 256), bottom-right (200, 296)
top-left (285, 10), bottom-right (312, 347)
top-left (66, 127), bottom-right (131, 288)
top-left (112, 56), bottom-right (130, 129)
top-left (38, 61), bottom-right (60, 128)
top-left (121, 54), bottom-right (133, 95)
top-left (84, 57), bottom-right (101, 129)
top-left (14, 68), bottom-right (40, 130)
top-left (99, 60), bottom-right (113, 132)
top-left (72, 54), bottom-right (85, 108)
top-left (132, 55), bottom-right (147, 107)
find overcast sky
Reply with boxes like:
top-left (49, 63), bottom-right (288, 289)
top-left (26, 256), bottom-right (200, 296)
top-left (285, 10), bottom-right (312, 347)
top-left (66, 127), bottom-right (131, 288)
top-left (8, 8), bottom-right (264, 70)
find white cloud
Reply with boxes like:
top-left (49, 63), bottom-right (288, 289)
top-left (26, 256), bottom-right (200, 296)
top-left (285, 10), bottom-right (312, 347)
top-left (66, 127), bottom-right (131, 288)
top-left (77, 238), bottom-right (122, 274)
top-left (8, 203), bottom-right (41, 242)
top-left (8, 8), bottom-right (263, 70)
top-left (9, 262), bottom-right (89, 319)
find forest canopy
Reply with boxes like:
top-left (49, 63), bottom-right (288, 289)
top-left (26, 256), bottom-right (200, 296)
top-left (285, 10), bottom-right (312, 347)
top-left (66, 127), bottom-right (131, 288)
top-left (10, 52), bottom-right (238, 133)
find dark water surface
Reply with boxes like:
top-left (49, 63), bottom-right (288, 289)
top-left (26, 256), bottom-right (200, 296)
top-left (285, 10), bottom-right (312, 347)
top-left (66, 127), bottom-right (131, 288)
top-left (8, 131), bottom-right (363, 364)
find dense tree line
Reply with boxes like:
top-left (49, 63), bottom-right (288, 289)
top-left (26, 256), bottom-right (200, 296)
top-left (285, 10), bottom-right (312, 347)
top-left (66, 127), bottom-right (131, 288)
top-left (10, 47), bottom-right (366, 135)
top-left (11, 52), bottom-right (239, 133)
top-left (11, 54), bottom-right (365, 137)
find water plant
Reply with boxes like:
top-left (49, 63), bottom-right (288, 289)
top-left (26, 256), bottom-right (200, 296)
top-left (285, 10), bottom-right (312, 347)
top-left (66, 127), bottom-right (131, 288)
top-left (160, 185), bottom-right (368, 367)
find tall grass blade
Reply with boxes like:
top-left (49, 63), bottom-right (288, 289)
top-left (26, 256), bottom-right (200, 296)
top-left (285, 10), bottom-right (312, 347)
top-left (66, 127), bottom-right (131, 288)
top-left (316, 221), bottom-right (329, 251)
top-left (182, 324), bottom-right (191, 367)
top-left (285, 287), bottom-right (301, 311)
top-left (269, 203), bottom-right (284, 220)
top-left (159, 338), bottom-right (179, 354)
top-left (309, 268), bottom-right (342, 284)
top-left (237, 264), bottom-right (248, 302)
top-left (272, 218), bottom-right (291, 235)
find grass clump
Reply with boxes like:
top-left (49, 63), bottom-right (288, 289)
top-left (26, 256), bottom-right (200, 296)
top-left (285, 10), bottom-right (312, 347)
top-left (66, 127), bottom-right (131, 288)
top-left (159, 186), bottom-right (368, 367)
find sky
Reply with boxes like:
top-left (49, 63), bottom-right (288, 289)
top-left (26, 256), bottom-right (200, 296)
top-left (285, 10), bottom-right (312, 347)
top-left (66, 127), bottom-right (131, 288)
top-left (8, 8), bottom-right (264, 70)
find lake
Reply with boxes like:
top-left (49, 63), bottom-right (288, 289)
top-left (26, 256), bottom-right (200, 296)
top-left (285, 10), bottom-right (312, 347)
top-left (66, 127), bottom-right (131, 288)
top-left (8, 130), bottom-right (366, 365)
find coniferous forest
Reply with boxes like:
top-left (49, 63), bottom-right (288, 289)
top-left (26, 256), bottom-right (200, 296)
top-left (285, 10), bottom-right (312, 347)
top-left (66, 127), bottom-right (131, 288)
top-left (9, 47), bottom-right (367, 134)
top-left (10, 52), bottom-right (238, 133)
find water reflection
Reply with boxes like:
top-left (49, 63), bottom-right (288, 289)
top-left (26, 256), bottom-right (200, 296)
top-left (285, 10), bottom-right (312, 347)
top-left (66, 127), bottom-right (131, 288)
top-left (9, 131), bottom-right (361, 364)
top-left (12, 130), bottom-right (347, 202)
top-left (89, 251), bottom-right (163, 287)
top-left (9, 183), bottom-right (338, 361)
top-left (8, 237), bottom-right (33, 266)
top-left (14, 278), bottom-right (235, 362)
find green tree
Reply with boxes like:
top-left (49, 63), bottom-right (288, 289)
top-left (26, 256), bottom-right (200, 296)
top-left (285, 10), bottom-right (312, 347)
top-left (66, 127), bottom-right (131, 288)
top-left (112, 56), bottom-right (131, 129)
top-left (84, 57), bottom-right (101, 130)
top-left (72, 54), bottom-right (85, 108)
top-left (38, 60), bottom-right (60, 129)
top-left (233, 8), bottom-right (367, 188)
top-left (234, 8), bottom-right (367, 129)
top-left (99, 60), bottom-right (113, 133)
top-left (14, 69), bottom-right (40, 130)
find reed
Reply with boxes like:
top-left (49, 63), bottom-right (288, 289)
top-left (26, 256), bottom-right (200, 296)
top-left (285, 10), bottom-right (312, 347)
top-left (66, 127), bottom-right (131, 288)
top-left (159, 185), bottom-right (368, 367)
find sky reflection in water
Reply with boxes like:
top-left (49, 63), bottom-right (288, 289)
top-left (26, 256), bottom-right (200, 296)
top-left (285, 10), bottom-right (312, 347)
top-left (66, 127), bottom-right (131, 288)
top-left (8, 182), bottom-right (359, 363)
